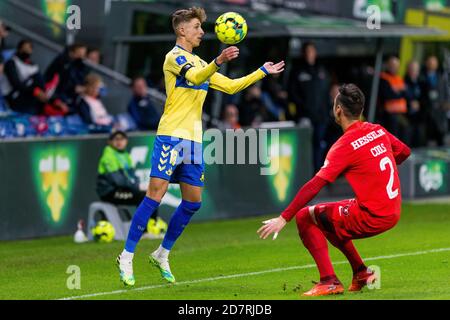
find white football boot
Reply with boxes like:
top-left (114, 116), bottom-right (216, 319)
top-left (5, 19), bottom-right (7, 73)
top-left (149, 249), bottom-right (175, 283)
top-left (116, 252), bottom-right (136, 286)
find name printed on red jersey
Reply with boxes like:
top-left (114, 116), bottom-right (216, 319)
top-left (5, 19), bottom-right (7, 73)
top-left (350, 129), bottom-right (385, 151)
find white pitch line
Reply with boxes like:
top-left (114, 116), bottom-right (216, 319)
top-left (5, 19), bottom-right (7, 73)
top-left (58, 247), bottom-right (450, 300)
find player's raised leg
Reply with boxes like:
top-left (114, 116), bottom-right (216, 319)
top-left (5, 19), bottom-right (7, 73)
top-left (116, 177), bottom-right (168, 286)
top-left (150, 182), bottom-right (202, 283)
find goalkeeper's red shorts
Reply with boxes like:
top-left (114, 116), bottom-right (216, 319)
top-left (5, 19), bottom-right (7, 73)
top-left (306, 199), bottom-right (400, 240)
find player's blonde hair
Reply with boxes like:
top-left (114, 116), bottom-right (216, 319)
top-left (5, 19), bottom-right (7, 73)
top-left (172, 7), bottom-right (206, 34)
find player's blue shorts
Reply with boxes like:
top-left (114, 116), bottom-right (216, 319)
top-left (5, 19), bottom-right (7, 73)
top-left (150, 135), bottom-right (204, 187)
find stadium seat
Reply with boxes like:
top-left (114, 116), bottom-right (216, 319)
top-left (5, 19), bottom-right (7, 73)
top-left (47, 116), bottom-right (67, 136)
top-left (115, 112), bottom-right (138, 132)
top-left (29, 115), bottom-right (49, 136)
top-left (65, 114), bottom-right (89, 135)
top-left (0, 117), bottom-right (13, 138)
top-left (1, 49), bottom-right (15, 62)
top-left (0, 96), bottom-right (8, 113)
top-left (87, 202), bottom-right (133, 241)
top-left (10, 114), bottom-right (36, 137)
top-left (88, 124), bottom-right (113, 134)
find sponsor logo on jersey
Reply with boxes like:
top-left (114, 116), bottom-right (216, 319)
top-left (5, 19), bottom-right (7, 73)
top-left (176, 55), bottom-right (187, 66)
top-left (169, 149), bottom-right (178, 166)
top-left (339, 205), bottom-right (350, 216)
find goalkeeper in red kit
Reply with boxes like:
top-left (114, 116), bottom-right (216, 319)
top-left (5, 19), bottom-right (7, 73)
top-left (258, 84), bottom-right (411, 297)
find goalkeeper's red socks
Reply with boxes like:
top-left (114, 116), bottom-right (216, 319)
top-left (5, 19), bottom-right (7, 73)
top-left (296, 207), bottom-right (336, 282)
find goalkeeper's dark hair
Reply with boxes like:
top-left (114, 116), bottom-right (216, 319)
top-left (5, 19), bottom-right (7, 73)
top-left (172, 7), bottom-right (206, 34)
top-left (336, 83), bottom-right (365, 119)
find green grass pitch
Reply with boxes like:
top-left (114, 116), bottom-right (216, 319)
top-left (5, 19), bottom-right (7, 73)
top-left (0, 203), bottom-right (449, 300)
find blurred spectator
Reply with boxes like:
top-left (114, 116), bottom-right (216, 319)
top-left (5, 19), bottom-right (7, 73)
top-left (404, 61), bottom-right (426, 147)
top-left (87, 47), bottom-right (101, 65)
top-left (261, 73), bottom-right (288, 121)
top-left (0, 20), bottom-right (11, 55)
top-left (3, 40), bottom-right (48, 115)
top-left (45, 43), bottom-right (87, 86)
top-left (238, 84), bottom-right (272, 127)
top-left (128, 77), bottom-right (161, 130)
top-left (77, 73), bottom-right (113, 126)
top-left (325, 83), bottom-right (342, 149)
top-left (96, 130), bottom-right (166, 239)
top-left (288, 41), bottom-right (331, 172)
top-left (378, 56), bottom-right (410, 144)
top-left (43, 95), bottom-right (71, 116)
top-left (218, 104), bottom-right (241, 130)
top-left (0, 55), bottom-right (6, 112)
top-left (420, 55), bottom-right (448, 146)
top-left (96, 130), bottom-right (144, 205)
top-left (45, 43), bottom-right (88, 109)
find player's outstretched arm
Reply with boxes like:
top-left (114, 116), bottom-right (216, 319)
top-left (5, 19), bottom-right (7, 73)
top-left (281, 175), bottom-right (328, 222)
top-left (257, 175), bottom-right (328, 240)
top-left (209, 60), bottom-right (285, 95)
top-left (257, 216), bottom-right (287, 240)
top-left (262, 61), bottom-right (285, 75)
top-left (168, 46), bottom-right (240, 87)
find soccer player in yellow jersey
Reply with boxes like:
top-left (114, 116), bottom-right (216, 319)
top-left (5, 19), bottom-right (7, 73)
top-left (117, 7), bottom-right (285, 286)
